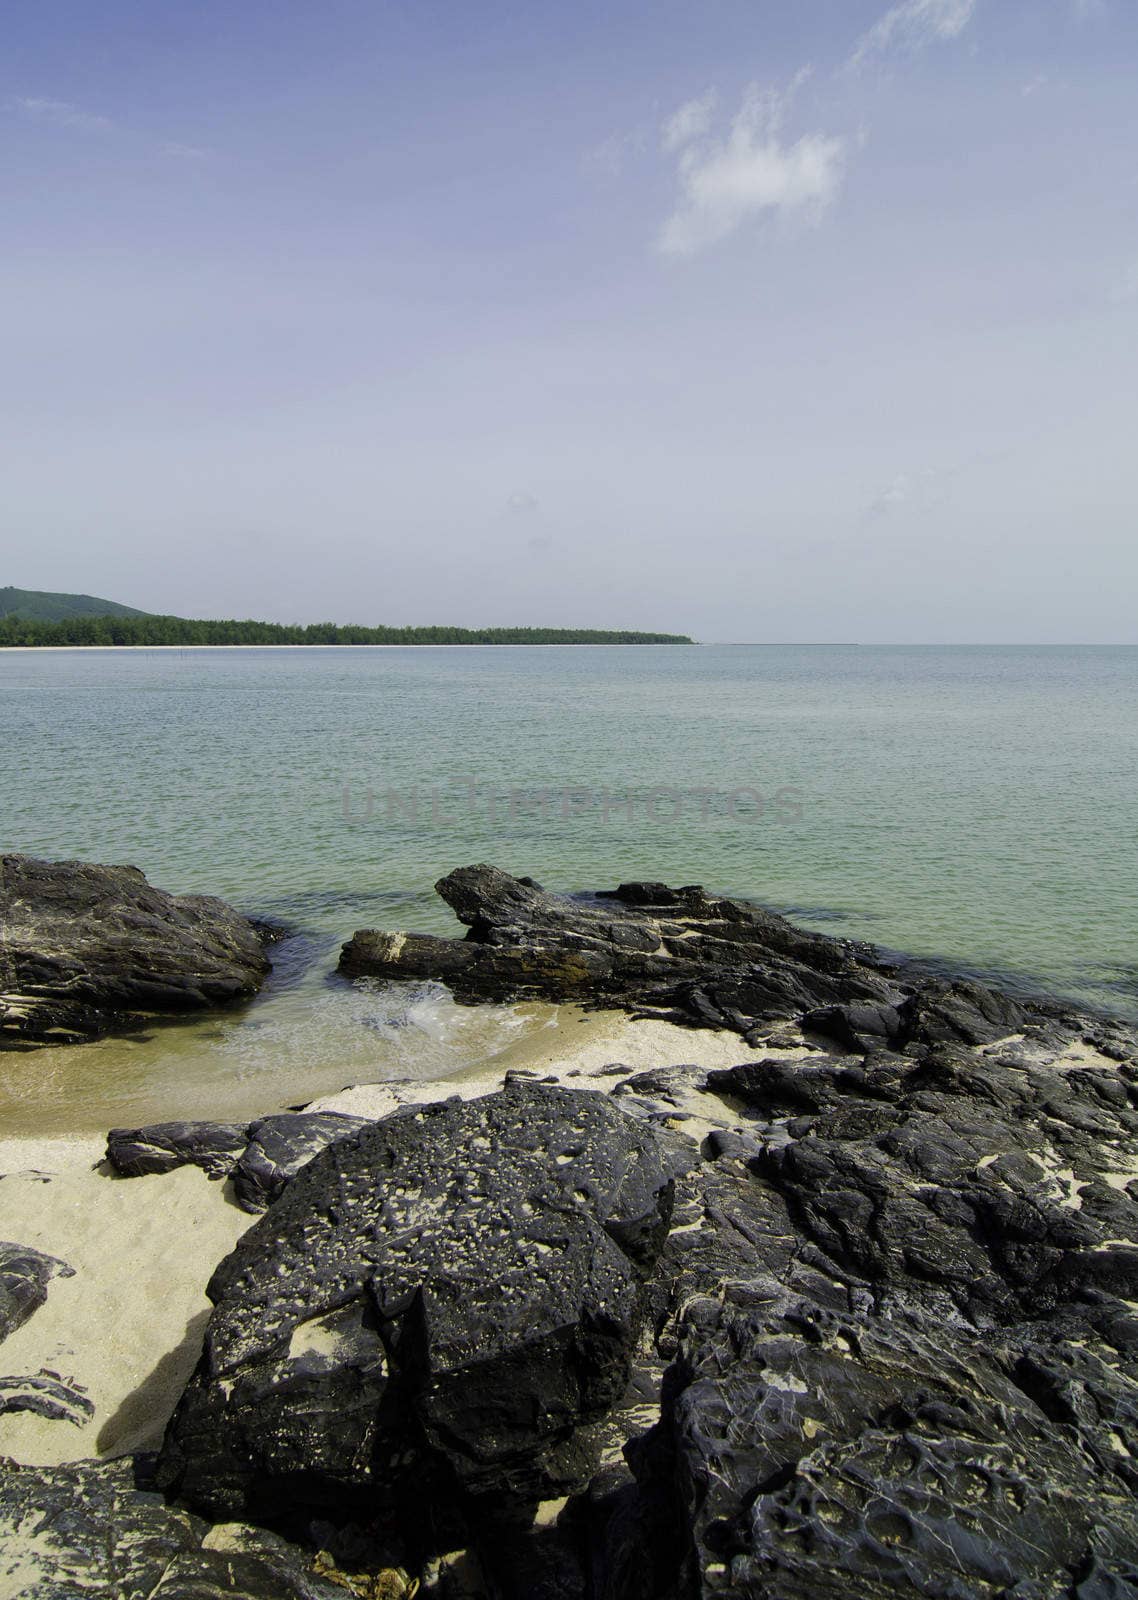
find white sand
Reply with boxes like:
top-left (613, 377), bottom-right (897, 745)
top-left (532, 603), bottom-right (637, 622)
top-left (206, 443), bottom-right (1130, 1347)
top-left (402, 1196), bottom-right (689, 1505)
top-left (0, 1009), bottom-right (765, 1469)
top-left (0, 1144), bottom-right (255, 1466)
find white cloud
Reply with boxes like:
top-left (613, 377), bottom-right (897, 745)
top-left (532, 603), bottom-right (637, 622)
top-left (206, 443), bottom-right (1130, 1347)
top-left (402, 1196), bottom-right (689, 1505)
top-left (11, 96), bottom-right (112, 132)
top-left (1070, 0), bottom-right (1107, 18)
top-left (1021, 73), bottom-right (1050, 97)
top-left (661, 91), bottom-right (718, 154)
top-left (848, 0), bottom-right (978, 71)
top-left (506, 491), bottom-right (539, 515)
top-left (658, 75), bottom-right (846, 257)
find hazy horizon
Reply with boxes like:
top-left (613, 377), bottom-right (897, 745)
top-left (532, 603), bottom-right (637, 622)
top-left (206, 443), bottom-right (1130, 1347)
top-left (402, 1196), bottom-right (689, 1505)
top-left (3, 1), bottom-right (1137, 644)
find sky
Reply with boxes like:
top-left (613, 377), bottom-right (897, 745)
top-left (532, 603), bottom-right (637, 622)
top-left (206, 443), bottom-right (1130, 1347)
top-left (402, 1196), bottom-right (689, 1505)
top-left (2, 0), bottom-right (1136, 642)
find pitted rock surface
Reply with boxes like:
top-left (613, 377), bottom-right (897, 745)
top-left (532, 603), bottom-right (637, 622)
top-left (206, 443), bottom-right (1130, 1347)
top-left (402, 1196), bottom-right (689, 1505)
top-left (0, 853), bottom-right (271, 1049)
top-left (158, 1081), bottom-right (675, 1528)
top-left (233, 1111), bottom-right (373, 1213)
top-left (0, 1456), bottom-right (348, 1600)
top-left (659, 1282), bottom-right (1138, 1598)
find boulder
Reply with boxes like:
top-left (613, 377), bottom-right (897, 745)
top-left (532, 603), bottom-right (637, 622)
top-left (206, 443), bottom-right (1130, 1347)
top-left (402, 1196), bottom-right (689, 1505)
top-left (0, 1240), bottom-right (72, 1343)
top-left (0, 1456), bottom-right (349, 1600)
top-left (232, 1111), bottom-right (372, 1212)
top-left (653, 1283), bottom-right (1138, 1598)
top-left (0, 853), bottom-right (273, 1049)
top-left (104, 1113), bottom-right (375, 1208)
top-left (106, 1120), bottom-right (251, 1180)
top-left (158, 1082), bottom-right (675, 1539)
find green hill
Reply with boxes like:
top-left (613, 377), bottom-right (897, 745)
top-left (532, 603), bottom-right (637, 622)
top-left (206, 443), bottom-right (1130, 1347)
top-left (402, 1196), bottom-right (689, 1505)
top-left (0, 586), bottom-right (150, 622)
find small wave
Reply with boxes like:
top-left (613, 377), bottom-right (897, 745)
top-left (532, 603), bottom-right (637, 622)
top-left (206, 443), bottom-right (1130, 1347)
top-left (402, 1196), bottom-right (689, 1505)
top-left (208, 977), bottom-right (537, 1085)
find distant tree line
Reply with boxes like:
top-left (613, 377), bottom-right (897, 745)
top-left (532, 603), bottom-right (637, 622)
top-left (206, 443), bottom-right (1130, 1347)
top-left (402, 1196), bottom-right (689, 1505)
top-left (0, 614), bottom-right (693, 648)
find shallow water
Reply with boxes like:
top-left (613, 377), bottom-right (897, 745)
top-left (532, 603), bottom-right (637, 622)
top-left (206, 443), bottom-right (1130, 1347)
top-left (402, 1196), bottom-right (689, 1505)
top-left (2, 644), bottom-right (1135, 1131)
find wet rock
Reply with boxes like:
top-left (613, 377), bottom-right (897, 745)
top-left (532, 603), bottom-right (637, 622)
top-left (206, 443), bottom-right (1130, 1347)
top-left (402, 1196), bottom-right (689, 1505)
top-left (0, 1455), bottom-right (348, 1599)
top-left (899, 976), bottom-right (1027, 1047)
top-left (801, 1002), bottom-right (903, 1051)
top-left (337, 868), bottom-right (1062, 1064)
top-left (232, 1111), bottom-right (372, 1213)
top-left (158, 1082), bottom-right (675, 1539)
top-left (0, 1240), bottom-right (73, 1342)
top-left (339, 866), bottom-right (901, 1035)
top-left (106, 1120), bottom-right (251, 1180)
top-left (0, 853), bottom-right (273, 1049)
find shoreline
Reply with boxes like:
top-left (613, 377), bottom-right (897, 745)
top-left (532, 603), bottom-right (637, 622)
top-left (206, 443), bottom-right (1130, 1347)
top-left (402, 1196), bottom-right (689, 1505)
top-left (0, 1007), bottom-right (779, 1469)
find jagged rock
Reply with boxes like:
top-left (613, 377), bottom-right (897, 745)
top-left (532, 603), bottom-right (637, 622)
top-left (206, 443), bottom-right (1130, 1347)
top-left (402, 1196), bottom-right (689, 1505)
top-left (0, 1241), bottom-right (73, 1342)
top-left (337, 868), bottom-right (1043, 1054)
top-left (581, 1004), bottom-right (1138, 1596)
top-left (103, 1112), bottom-right (372, 1207)
top-left (232, 1112), bottom-right (372, 1213)
top-left (106, 1119), bottom-right (251, 1179)
top-left (899, 977), bottom-right (1027, 1047)
top-left (339, 866), bottom-right (901, 1035)
top-left (0, 1369), bottom-right (93, 1424)
top-left (652, 1281), bottom-right (1138, 1598)
top-left (0, 853), bottom-right (273, 1049)
top-left (158, 1082), bottom-right (675, 1540)
top-left (0, 1455), bottom-right (348, 1599)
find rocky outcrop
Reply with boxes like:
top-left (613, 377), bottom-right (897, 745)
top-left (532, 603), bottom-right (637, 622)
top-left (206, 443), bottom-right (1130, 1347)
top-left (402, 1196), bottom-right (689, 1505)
top-left (157, 1081), bottom-right (675, 1537)
top-left (658, 1281), bottom-right (1138, 1598)
top-left (0, 854), bottom-right (273, 1049)
top-left (232, 1112), bottom-right (373, 1213)
top-left (631, 1034), bottom-right (1138, 1596)
top-left (338, 866), bottom-right (1033, 1047)
top-left (105, 1110), bottom-right (373, 1213)
top-left (0, 1456), bottom-right (350, 1600)
top-left (0, 1241), bottom-right (72, 1343)
top-left (106, 1119), bottom-right (252, 1179)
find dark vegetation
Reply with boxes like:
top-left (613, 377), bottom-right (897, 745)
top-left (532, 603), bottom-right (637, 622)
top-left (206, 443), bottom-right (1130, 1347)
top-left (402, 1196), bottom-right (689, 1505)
top-left (0, 614), bottom-right (692, 646)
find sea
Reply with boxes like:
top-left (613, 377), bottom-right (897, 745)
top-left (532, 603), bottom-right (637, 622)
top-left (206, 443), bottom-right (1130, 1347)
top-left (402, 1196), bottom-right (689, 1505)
top-left (2, 644), bottom-right (1135, 1132)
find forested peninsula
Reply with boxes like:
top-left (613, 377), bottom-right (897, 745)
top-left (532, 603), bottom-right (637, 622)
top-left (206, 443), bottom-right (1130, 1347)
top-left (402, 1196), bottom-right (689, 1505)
top-left (0, 616), bottom-right (693, 647)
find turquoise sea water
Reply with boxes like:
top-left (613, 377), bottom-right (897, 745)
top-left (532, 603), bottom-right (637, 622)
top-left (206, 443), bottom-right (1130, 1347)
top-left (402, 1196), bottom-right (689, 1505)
top-left (2, 645), bottom-right (1135, 1130)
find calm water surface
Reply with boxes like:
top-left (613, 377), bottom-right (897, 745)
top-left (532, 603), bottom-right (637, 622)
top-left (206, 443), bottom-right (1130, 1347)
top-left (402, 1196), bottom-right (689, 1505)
top-left (2, 645), bottom-right (1135, 1131)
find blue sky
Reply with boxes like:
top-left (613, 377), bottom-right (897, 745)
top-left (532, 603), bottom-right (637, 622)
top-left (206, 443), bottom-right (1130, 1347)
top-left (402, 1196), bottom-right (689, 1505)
top-left (2, 0), bottom-right (1136, 640)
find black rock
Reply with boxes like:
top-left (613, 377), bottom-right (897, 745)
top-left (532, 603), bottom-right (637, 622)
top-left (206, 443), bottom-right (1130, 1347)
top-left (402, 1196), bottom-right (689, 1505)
top-left (0, 1455), bottom-right (348, 1599)
top-left (106, 1119), bottom-right (251, 1180)
top-left (0, 1240), bottom-right (73, 1343)
top-left (339, 865), bottom-right (903, 1036)
top-left (0, 853), bottom-right (272, 1049)
top-left (158, 1081), bottom-right (675, 1541)
top-left (802, 1002), bottom-right (903, 1051)
top-left (232, 1111), bottom-right (372, 1213)
top-left (0, 1369), bottom-right (93, 1424)
top-left (898, 976), bottom-right (1027, 1047)
top-left (654, 1283), bottom-right (1138, 1598)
